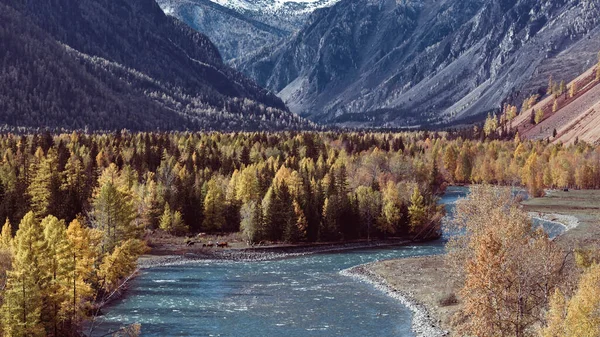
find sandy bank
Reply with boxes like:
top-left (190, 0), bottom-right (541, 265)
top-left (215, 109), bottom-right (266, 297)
top-left (341, 262), bottom-right (448, 337)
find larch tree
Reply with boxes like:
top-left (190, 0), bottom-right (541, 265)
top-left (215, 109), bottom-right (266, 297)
top-left (282, 198), bottom-right (301, 243)
top-left (240, 201), bottom-right (262, 244)
top-left (66, 219), bottom-right (97, 331)
top-left (0, 218), bottom-right (12, 250)
top-left (27, 149), bottom-right (62, 218)
top-left (380, 182), bottom-right (400, 236)
top-left (540, 289), bottom-right (568, 337)
top-left (408, 187), bottom-right (427, 234)
top-left (449, 186), bottom-right (565, 337)
top-left (560, 264), bottom-right (600, 337)
top-left (202, 178), bottom-right (226, 233)
top-left (320, 196), bottom-right (341, 242)
top-left (92, 166), bottom-right (139, 253)
top-left (41, 215), bottom-right (73, 336)
top-left (1, 212), bottom-right (48, 337)
top-left (356, 186), bottom-right (382, 240)
top-left (98, 239), bottom-right (147, 294)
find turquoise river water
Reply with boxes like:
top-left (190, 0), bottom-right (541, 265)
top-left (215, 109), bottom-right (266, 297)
top-left (91, 187), bottom-right (561, 337)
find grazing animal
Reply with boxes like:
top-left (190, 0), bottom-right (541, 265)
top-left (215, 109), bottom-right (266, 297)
top-left (217, 242), bottom-right (228, 248)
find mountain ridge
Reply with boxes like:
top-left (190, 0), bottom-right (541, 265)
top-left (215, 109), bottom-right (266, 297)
top-left (236, 0), bottom-right (600, 127)
top-left (0, 0), bottom-right (312, 131)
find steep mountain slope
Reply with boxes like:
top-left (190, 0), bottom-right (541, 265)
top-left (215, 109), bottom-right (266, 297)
top-left (512, 64), bottom-right (600, 145)
top-left (157, 0), bottom-right (341, 61)
top-left (0, 0), bottom-right (311, 131)
top-left (158, 0), bottom-right (288, 61)
top-left (207, 0), bottom-right (341, 31)
top-left (237, 0), bottom-right (600, 127)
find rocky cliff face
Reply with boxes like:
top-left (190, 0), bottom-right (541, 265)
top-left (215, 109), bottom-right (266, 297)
top-left (0, 0), bottom-right (311, 131)
top-left (157, 0), bottom-right (341, 61)
top-left (237, 0), bottom-right (600, 127)
top-left (158, 0), bottom-right (288, 61)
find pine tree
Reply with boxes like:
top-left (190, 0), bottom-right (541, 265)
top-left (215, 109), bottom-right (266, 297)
top-left (2, 212), bottom-right (48, 337)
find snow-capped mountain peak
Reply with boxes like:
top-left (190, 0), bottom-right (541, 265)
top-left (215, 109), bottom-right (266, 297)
top-left (210, 0), bottom-right (341, 15)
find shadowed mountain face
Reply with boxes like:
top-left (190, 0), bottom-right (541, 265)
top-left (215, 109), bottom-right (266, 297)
top-left (236, 0), bottom-right (600, 127)
top-left (0, 0), bottom-right (312, 131)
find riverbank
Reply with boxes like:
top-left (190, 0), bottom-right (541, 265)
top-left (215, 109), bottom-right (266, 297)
top-left (367, 189), bottom-right (598, 337)
top-left (341, 262), bottom-right (448, 337)
top-left (137, 239), bottom-right (413, 269)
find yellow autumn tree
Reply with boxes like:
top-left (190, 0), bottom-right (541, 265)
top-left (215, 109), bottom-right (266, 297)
top-left (449, 186), bottom-right (564, 337)
top-left (0, 218), bottom-right (12, 250)
top-left (98, 239), bottom-right (148, 294)
top-left (42, 215), bottom-right (73, 336)
top-left (66, 219), bottom-right (98, 329)
top-left (1, 212), bottom-right (48, 337)
top-left (564, 264), bottom-right (600, 336)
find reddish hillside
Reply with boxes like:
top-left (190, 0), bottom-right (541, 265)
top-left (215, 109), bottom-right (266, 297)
top-left (511, 65), bottom-right (600, 145)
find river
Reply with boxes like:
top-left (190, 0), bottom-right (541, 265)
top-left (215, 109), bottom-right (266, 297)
top-left (91, 186), bottom-right (559, 337)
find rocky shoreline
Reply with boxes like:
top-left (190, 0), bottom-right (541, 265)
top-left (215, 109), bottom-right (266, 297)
top-left (137, 239), bottom-right (412, 269)
top-left (340, 262), bottom-right (448, 337)
top-left (528, 212), bottom-right (580, 231)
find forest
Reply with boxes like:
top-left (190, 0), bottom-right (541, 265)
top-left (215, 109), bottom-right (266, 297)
top-left (0, 131), bottom-right (599, 335)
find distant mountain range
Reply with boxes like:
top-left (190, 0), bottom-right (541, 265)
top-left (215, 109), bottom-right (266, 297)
top-left (157, 0), bottom-right (341, 61)
top-left (0, 0), bottom-right (312, 131)
top-left (3, 0), bottom-right (600, 131)
top-left (234, 0), bottom-right (600, 128)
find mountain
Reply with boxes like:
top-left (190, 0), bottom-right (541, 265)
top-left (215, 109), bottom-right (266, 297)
top-left (157, 0), bottom-right (288, 61)
top-left (513, 64), bottom-right (600, 145)
top-left (0, 0), bottom-right (311, 131)
top-left (236, 0), bottom-right (600, 128)
top-left (156, 0), bottom-right (341, 61)
top-left (206, 0), bottom-right (341, 30)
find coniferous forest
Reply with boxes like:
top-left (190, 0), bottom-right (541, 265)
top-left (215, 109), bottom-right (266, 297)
top-left (0, 131), bottom-right (600, 335)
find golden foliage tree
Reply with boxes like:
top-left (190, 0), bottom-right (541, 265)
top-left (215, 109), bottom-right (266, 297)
top-left (1, 212), bottom-right (48, 337)
top-left (542, 264), bottom-right (600, 337)
top-left (448, 186), bottom-right (564, 337)
top-left (66, 219), bottom-right (98, 329)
